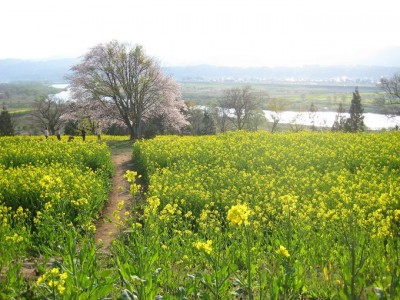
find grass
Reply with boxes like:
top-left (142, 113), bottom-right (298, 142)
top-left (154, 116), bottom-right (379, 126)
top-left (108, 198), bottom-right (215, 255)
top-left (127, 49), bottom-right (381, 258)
top-left (105, 139), bottom-right (133, 155)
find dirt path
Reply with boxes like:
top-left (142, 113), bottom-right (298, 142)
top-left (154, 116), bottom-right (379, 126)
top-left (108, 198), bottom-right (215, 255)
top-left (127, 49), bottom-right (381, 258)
top-left (94, 149), bottom-right (133, 251)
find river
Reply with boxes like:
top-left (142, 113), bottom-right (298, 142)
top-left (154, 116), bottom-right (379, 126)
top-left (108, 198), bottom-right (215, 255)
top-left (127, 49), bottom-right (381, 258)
top-left (52, 84), bottom-right (400, 130)
top-left (264, 110), bottom-right (400, 130)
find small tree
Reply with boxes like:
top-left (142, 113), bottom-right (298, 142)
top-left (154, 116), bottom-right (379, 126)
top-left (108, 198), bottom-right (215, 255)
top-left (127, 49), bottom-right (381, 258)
top-left (290, 112), bottom-right (306, 132)
top-left (267, 98), bottom-right (285, 132)
top-left (345, 87), bottom-right (365, 132)
top-left (186, 106), bottom-right (216, 135)
top-left (0, 105), bottom-right (15, 136)
top-left (31, 96), bottom-right (68, 134)
top-left (246, 109), bottom-right (266, 131)
top-left (219, 86), bottom-right (261, 130)
top-left (308, 102), bottom-right (317, 131)
top-left (332, 102), bottom-right (347, 131)
top-left (379, 72), bottom-right (400, 115)
top-left (212, 105), bottom-right (230, 133)
top-left (201, 109), bottom-right (216, 135)
top-left (185, 104), bottom-right (203, 135)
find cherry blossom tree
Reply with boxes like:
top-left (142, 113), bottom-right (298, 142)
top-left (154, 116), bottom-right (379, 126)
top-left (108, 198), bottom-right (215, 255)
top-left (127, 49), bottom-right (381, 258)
top-left (67, 40), bottom-right (188, 140)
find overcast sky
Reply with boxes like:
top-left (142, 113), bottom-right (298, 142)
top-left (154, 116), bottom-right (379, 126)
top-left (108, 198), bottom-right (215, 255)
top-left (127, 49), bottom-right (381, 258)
top-left (1, 0), bottom-right (399, 67)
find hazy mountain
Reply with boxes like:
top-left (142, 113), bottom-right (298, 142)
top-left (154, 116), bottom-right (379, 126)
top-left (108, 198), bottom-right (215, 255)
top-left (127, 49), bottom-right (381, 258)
top-left (164, 65), bottom-right (400, 82)
top-left (1, 49), bottom-right (400, 83)
top-left (0, 58), bottom-right (78, 83)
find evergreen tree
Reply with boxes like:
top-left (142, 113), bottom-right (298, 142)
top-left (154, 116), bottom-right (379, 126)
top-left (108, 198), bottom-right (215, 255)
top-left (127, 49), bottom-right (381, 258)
top-left (0, 105), bottom-right (15, 136)
top-left (200, 110), bottom-right (216, 135)
top-left (345, 87), bottom-right (365, 132)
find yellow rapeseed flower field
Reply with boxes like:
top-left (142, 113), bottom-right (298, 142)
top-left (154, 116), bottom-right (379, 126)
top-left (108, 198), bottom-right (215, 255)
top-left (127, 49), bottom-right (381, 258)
top-left (130, 130), bottom-right (400, 298)
top-left (0, 136), bottom-right (113, 254)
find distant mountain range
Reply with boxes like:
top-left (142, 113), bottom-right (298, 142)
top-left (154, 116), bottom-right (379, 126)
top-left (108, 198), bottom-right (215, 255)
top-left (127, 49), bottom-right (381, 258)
top-left (0, 58), bottom-right (78, 83)
top-left (164, 65), bottom-right (400, 83)
top-left (1, 47), bottom-right (399, 83)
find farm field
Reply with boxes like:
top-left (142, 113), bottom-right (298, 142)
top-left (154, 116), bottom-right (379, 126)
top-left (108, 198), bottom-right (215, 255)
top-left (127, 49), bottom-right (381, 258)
top-left (1, 131), bottom-right (400, 299)
top-left (181, 82), bottom-right (385, 113)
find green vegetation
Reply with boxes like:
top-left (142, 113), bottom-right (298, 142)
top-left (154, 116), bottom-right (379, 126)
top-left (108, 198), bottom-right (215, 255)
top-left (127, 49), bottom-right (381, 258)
top-left (0, 106), bottom-right (14, 136)
top-left (106, 139), bottom-right (134, 155)
top-left (0, 83), bottom-right (65, 135)
top-left (0, 82), bottom-right (63, 110)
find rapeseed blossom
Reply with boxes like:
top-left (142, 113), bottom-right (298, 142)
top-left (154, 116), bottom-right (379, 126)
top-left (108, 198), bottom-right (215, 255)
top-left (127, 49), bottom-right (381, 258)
top-left (276, 245), bottom-right (290, 258)
top-left (36, 267), bottom-right (68, 295)
top-left (227, 204), bottom-right (252, 226)
top-left (194, 240), bottom-right (213, 254)
top-left (124, 171), bottom-right (141, 195)
top-left (159, 203), bottom-right (180, 222)
top-left (144, 196), bottom-right (161, 217)
top-left (71, 197), bottom-right (89, 206)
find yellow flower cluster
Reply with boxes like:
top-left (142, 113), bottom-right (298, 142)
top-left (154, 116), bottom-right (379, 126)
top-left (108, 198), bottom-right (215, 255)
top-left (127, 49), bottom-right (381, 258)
top-left (143, 196), bottom-right (161, 217)
top-left (101, 135), bottom-right (130, 141)
top-left (5, 233), bottom-right (24, 243)
top-left (159, 203), bottom-right (181, 222)
top-left (198, 203), bottom-right (222, 232)
top-left (36, 267), bottom-right (68, 295)
top-left (227, 203), bottom-right (252, 226)
top-left (194, 240), bottom-right (213, 254)
top-left (275, 245), bottom-right (290, 257)
top-left (83, 222), bottom-right (96, 233)
top-left (124, 170), bottom-right (142, 195)
top-left (71, 197), bottom-right (89, 207)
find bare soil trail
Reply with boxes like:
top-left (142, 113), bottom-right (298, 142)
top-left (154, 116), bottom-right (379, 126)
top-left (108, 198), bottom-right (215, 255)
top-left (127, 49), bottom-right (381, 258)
top-left (94, 140), bottom-right (134, 251)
